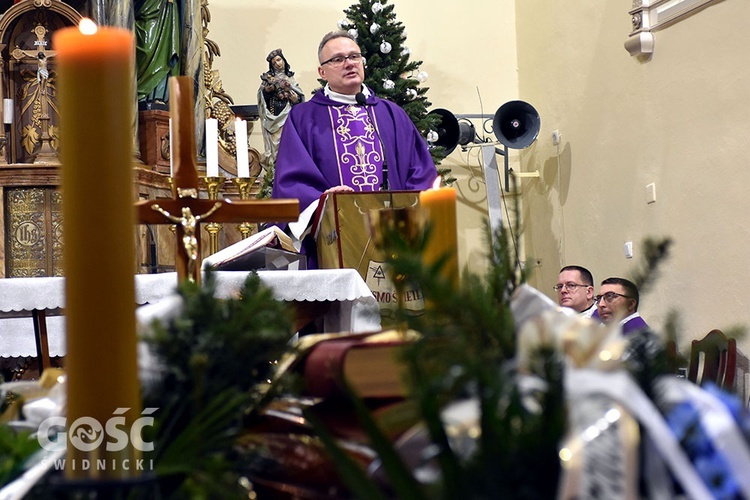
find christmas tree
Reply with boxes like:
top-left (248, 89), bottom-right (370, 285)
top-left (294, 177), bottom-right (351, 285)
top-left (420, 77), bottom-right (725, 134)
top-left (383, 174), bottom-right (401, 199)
top-left (330, 0), bottom-right (452, 177)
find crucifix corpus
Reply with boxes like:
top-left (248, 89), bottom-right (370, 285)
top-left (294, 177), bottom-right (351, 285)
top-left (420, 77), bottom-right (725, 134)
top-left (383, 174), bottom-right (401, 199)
top-left (135, 76), bottom-right (299, 284)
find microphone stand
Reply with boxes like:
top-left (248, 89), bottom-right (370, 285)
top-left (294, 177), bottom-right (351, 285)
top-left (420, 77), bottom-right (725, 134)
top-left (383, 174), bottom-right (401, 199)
top-left (356, 92), bottom-right (393, 207)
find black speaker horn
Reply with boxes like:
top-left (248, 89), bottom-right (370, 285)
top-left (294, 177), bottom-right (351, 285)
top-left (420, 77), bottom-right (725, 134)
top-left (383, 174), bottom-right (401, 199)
top-left (427, 108), bottom-right (475, 155)
top-left (492, 100), bottom-right (541, 149)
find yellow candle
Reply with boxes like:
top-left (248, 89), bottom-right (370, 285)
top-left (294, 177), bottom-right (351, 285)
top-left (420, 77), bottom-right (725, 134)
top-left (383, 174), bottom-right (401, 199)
top-left (55, 20), bottom-right (141, 479)
top-left (419, 187), bottom-right (459, 287)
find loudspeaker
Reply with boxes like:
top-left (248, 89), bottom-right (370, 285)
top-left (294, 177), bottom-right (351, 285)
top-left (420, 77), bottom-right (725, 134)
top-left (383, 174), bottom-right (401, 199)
top-left (492, 100), bottom-right (540, 149)
top-left (427, 108), bottom-right (475, 155)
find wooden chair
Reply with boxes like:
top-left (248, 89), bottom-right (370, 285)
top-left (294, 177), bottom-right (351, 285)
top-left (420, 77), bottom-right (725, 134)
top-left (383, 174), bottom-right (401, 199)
top-left (665, 339), bottom-right (688, 377)
top-left (687, 329), bottom-right (737, 390)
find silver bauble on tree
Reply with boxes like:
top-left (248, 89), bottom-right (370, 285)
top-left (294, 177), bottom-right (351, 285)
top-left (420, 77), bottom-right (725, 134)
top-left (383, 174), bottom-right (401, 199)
top-left (348, 28), bottom-right (358, 39)
top-left (370, 23), bottom-right (380, 35)
top-left (380, 41), bottom-right (392, 54)
top-left (372, 2), bottom-right (383, 14)
top-left (337, 19), bottom-right (349, 29)
top-left (416, 71), bottom-right (429, 82)
top-left (383, 79), bottom-right (395, 90)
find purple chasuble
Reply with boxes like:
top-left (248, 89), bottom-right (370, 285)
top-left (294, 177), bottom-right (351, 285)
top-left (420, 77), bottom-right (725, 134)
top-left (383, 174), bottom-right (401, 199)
top-left (272, 87), bottom-right (439, 269)
top-left (329, 104), bottom-right (383, 190)
top-left (272, 88), bottom-right (437, 212)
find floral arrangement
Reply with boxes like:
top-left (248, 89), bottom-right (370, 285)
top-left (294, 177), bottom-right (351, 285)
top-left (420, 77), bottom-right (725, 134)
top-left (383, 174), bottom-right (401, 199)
top-left (237, 221), bottom-right (750, 499)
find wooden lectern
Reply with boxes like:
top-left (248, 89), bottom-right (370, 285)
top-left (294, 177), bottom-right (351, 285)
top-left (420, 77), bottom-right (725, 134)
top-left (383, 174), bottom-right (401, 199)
top-left (314, 191), bottom-right (424, 318)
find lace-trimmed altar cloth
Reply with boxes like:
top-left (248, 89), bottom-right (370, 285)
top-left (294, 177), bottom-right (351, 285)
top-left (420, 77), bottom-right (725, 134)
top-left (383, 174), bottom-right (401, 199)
top-left (0, 269), bottom-right (381, 358)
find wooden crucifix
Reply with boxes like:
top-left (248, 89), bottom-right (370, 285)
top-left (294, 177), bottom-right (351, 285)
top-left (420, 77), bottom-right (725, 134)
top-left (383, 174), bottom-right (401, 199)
top-left (11, 24), bottom-right (58, 164)
top-left (135, 76), bottom-right (299, 284)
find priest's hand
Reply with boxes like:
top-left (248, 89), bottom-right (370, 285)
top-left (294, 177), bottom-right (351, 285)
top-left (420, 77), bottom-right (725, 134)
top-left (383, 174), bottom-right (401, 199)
top-left (324, 185), bottom-right (355, 195)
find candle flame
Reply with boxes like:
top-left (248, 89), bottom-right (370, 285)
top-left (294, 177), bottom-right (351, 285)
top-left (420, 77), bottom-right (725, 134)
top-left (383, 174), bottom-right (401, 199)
top-left (78, 18), bottom-right (98, 35)
top-left (431, 176), bottom-right (442, 190)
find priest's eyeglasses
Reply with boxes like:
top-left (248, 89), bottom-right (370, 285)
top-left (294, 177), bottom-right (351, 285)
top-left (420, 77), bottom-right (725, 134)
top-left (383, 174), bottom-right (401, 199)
top-left (594, 292), bottom-right (632, 304)
top-left (321, 53), bottom-right (363, 67)
top-left (552, 282), bottom-right (590, 292)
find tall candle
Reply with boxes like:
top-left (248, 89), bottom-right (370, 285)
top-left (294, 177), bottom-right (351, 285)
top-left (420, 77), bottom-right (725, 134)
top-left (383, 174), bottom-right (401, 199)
top-left (205, 118), bottom-right (219, 177)
top-left (235, 118), bottom-right (249, 178)
top-left (3, 98), bottom-right (12, 124)
top-left (54, 19), bottom-right (141, 480)
top-left (419, 187), bottom-right (459, 287)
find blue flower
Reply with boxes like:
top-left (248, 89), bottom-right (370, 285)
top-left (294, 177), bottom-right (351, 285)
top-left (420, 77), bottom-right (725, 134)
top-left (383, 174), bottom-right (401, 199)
top-left (693, 452), bottom-right (740, 500)
top-left (666, 401), bottom-right (712, 456)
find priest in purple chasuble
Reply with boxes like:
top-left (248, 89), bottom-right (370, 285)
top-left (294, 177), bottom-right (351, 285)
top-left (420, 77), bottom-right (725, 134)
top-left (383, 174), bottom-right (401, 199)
top-left (272, 30), bottom-right (438, 267)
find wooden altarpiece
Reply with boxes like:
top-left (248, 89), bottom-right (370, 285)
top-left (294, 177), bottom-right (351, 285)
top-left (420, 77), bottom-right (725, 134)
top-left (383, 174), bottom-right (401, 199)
top-left (0, 0), bottom-right (266, 280)
top-left (0, 1), bottom-right (79, 278)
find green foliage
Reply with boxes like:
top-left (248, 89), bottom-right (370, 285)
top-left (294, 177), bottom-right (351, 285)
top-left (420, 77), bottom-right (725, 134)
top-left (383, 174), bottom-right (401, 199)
top-left (330, 0), bottom-right (447, 167)
top-left (394, 224), bottom-right (565, 499)
top-left (0, 426), bottom-right (40, 487)
top-left (142, 271), bottom-right (295, 498)
top-left (628, 237), bottom-right (672, 296)
top-left (257, 161), bottom-right (274, 199)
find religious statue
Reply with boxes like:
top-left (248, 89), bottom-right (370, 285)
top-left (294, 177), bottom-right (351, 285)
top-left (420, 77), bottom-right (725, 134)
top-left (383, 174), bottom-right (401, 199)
top-left (152, 202), bottom-right (221, 280)
top-left (134, 0), bottom-right (181, 107)
top-left (258, 49), bottom-right (304, 170)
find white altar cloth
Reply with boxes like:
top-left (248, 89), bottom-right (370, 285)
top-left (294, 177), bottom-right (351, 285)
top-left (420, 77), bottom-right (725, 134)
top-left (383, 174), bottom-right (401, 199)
top-left (0, 269), bottom-right (381, 359)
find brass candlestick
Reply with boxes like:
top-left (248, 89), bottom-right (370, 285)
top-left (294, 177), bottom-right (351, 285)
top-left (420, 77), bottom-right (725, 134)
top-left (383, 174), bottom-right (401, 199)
top-left (203, 176), bottom-right (224, 255)
top-left (232, 177), bottom-right (255, 239)
top-left (166, 176), bottom-right (176, 234)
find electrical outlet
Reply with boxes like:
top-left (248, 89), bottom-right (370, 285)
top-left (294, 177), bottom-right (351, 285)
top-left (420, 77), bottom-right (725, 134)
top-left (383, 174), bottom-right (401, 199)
top-left (551, 130), bottom-right (561, 146)
top-left (624, 241), bottom-right (633, 259)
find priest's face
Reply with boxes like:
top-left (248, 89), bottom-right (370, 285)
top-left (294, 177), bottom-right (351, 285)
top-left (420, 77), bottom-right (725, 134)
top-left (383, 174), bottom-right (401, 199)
top-left (595, 283), bottom-right (636, 324)
top-left (556, 269), bottom-right (593, 312)
top-left (318, 36), bottom-right (365, 95)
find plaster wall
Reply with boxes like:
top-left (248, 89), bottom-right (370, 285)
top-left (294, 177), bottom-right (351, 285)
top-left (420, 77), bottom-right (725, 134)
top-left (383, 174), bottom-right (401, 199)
top-left (208, 0), bottom-right (749, 354)
top-left (515, 0), bottom-right (750, 353)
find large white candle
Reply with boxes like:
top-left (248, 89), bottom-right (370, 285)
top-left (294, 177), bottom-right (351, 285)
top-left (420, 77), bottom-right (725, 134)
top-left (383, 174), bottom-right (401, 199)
top-left (235, 118), bottom-right (249, 178)
top-left (205, 118), bottom-right (219, 177)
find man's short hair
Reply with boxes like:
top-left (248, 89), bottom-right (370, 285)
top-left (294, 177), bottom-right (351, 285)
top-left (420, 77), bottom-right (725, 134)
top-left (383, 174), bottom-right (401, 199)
top-left (559, 265), bottom-right (593, 286)
top-left (318, 31), bottom-right (358, 62)
top-left (601, 277), bottom-right (639, 310)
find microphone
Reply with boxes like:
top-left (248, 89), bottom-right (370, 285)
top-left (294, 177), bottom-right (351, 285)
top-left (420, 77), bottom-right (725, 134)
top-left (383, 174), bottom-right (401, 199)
top-left (356, 92), bottom-right (389, 191)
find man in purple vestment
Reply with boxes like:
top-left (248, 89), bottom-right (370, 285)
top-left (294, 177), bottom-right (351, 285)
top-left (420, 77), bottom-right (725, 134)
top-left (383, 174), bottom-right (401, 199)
top-left (271, 31), bottom-right (438, 267)
top-left (595, 277), bottom-right (649, 335)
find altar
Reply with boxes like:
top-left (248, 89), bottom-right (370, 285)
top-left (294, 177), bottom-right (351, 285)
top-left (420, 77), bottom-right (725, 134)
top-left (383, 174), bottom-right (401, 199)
top-left (0, 269), bottom-right (382, 362)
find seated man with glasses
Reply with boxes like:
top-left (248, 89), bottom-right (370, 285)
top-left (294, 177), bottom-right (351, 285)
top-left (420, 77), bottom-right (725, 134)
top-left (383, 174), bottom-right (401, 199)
top-left (554, 265), bottom-right (597, 318)
top-left (595, 277), bottom-right (649, 335)
top-left (272, 30), bottom-right (438, 267)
